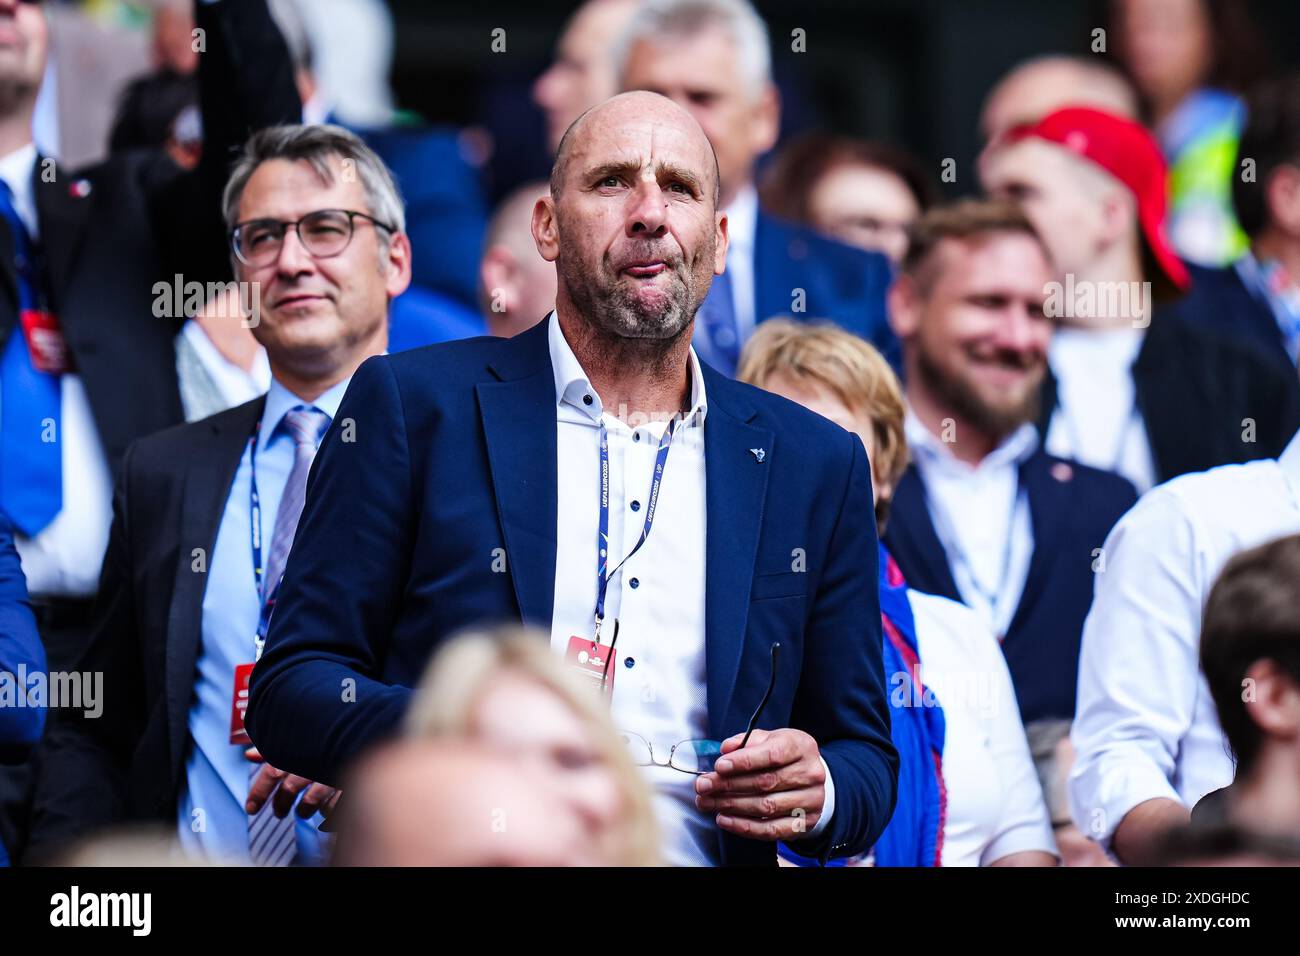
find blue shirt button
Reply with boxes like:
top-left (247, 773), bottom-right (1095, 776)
top-left (583, 394), bottom-right (593, 406)
top-left (625, 656), bottom-right (635, 668)
top-left (630, 500), bottom-right (641, 512)
top-left (633, 432), bottom-right (641, 442)
top-left (629, 577), bottom-right (640, 589)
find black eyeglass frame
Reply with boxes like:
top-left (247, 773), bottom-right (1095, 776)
top-left (229, 208), bottom-right (396, 266)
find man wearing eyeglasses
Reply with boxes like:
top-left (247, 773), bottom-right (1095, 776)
top-left (27, 124), bottom-right (410, 866)
top-left (248, 91), bottom-right (899, 867)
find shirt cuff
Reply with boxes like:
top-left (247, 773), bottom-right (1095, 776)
top-left (807, 756), bottom-right (835, 837)
top-left (1069, 759), bottom-right (1184, 850)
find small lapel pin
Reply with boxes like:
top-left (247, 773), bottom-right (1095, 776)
top-left (1050, 461), bottom-right (1073, 483)
top-left (69, 179), bottom-right (92, 199)
top-left (749, 447), bottom-right (766, 463)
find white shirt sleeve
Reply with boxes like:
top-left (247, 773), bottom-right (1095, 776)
top-left (977, 637), bottom-right (1058, 865)
top-left (1069, 487), bottom-right (1206, 847)
top-left (909, 591), bottom-right (1055, 865)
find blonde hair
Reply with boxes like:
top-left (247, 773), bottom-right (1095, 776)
top-left (737, 319), bottom-right (909, 516)
top-left (405, 626), bottom-right (661, 866)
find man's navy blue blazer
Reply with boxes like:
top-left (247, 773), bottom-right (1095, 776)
top-left (248, 319), bottom-right (898, 865)
top-left (755, 212), bottom-right (900, 370)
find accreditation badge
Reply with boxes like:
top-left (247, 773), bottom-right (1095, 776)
top-left (565, 634), bottom-right (616, 701)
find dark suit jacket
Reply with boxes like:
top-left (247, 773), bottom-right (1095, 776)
top-left (248, 321), bottom-right (899, 865)
top-left (1164, 262), bottom-right (1291, 374)
top-left (26, 398), bottom-right (266, 860)
top-left (0, 0), bottom-right (299, 479)
top-left (1039, 310), bottom-right (1300, 485)
top-left (754, 211), bottom-right (899, 369)
top-left (884, 451), bottom-right (1136, 724)
top-left (0, 515), bottom-right (44, 765)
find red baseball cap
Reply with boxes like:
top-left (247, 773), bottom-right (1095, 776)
top-left (999, 106), bottom-right (1190, 291)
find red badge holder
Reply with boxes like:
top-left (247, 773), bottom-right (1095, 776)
top-left (19, 308), bottom-right (72, 374)
top-left (565, 622), bottom-right (618, 702)
top-left (229, 662), bottom-right (255, 746)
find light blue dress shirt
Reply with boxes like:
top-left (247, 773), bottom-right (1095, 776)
top-left (177, 376), bottom-right (351, 864)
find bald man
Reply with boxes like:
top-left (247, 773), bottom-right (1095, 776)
top-left (980, 55), bottom-right (1139, 143)
top-left (249, 91), bottom-right (898, 867)
top-left (479, 181), bottom-right (557, 338)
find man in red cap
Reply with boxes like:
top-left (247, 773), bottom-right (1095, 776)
top-left (981, 106), bottom-right (1300, 493)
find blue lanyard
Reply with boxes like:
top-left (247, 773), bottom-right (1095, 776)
top-left (593, 415), bottom-right (680, 641)
top-left (247, 424), bottom-right (279, 660)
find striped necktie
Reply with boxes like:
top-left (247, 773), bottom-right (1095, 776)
top-left (248, 405), bottom-right (331, 867)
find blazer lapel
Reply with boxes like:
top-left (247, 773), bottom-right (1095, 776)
top-left (1006, 453), bottom-right (1066, 636)
top-left (163, 398), bottom-right (265, 779)
top-left (32, 158), bottom-right (92, 313)
top-left (702, 368), bottom-right (773, 736)
top-left (476, 322), bottom-right (558, 628)
top-left (884, 466), bottom-right (961, 602)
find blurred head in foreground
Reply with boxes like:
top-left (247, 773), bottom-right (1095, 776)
top-left (1199, 533), bottom-right (1300, 839)
top-left (341, 626), bottom-right (658, 866)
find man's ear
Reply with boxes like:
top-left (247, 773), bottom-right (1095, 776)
top-left (887, 274), bottom-right (921, 339)
top-left (479, 245), bottom-right (517, 315)
top-left (714, 211), bottom-right (729, 276)
top-left (384, 231), bottom-right (413, 299)
top-left (532, 196), bottom-right (561, 263)
top-left (1244, 658), bottom-right (1300, 739)
top-left (1097, 185), bottom-right (1134, 252)
top-left (1266, 165), bottom-right (1300, 236)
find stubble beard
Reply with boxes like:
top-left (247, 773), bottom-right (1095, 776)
top-left (557, 236), bottom-right (713, 368)
top-left (915, 342), bottom-right (1042, 441)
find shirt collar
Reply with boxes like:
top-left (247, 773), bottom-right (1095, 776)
top-left (0, 143), bottom-right (39, 236)
top-left (547, 311), bottom-right (708, 426)
top-left (257, 375), bottom-right (350, 455)
top-left (723, 183), bottom-right (758, 252)
top-left (905, 407), bottom-right (1039, 474)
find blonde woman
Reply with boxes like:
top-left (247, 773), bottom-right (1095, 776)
top-left (739, 320), bottom-right (1056, 867)
top-left (403, 626), bottom-right (661, 866)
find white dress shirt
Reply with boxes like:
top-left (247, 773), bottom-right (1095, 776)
top-left (1069, 430), bottom-right (1300, 850)
top-left (905, 411), bottom-right (1038, 639)
top-left (545, 313), bottom-right (832, 865)
top-left (722, 183), bottom-right (758, 341)
top-left (1044, 327), bottom-right (1158, 494)
top-left (909, 590), bottom-right (1057, 866)
top-left (0, 143), bottom-right (114, 597)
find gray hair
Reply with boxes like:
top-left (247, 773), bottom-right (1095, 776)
top-left (265, 0), bottom-right (313, 73)
top-left (222, 124), bottom-right (406, 236)
top-left (613, 0), bottom-right (772, 100)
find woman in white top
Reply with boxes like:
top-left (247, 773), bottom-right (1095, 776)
top-left (739, 319), bottom-right (1057, 866)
